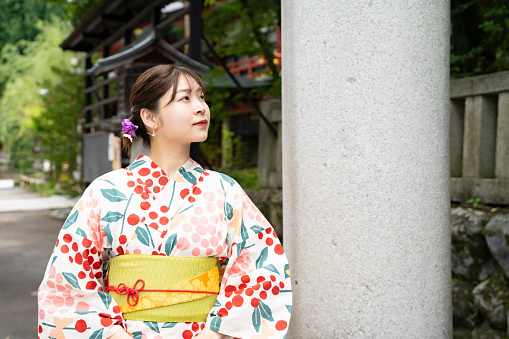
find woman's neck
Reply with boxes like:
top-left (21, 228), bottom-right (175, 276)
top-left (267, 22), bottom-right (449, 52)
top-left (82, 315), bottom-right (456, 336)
top-left (148, 141), bottom-right (190, 180)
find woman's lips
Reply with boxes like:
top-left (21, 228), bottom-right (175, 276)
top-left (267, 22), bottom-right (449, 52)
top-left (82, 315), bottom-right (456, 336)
top-left (193, 120), bottom-right (208, 127)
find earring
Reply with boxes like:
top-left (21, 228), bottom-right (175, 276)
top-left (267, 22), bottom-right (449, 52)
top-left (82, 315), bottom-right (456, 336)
top-left (147, 125), bottom-right (158, 137)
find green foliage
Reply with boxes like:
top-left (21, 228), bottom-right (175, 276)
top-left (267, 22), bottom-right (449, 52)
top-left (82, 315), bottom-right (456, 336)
top-left (451, 0), bottom-right (509, 77)
top-left (203, 0), bottom-right (281, 89)
top-left (0, 0), bottom-right (64, 92)
top-left (0, 18), bottom-right (78, 178)
top-left (466, 198), bottom-right (483, 209)
top-left (44, 0), bottom-right (102, 27)
top-left (218, 167), bottom-right (259, 190)
top-left (33, 64), bottom-right (83, 182)
top-left (221, 121), bottom-right (235, 169)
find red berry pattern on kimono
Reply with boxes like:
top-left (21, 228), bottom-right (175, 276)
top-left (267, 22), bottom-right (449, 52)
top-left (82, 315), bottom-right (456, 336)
top-left (38, 155), bottom-right (292, 339)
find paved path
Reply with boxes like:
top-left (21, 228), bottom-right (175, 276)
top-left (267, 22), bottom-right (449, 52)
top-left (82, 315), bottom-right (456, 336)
top-left (0, 181), bottom-right (77, 339)
top-left (0, 180), bottom-right (78, 213)
top-left (0, 210), bottom-right (64, 339)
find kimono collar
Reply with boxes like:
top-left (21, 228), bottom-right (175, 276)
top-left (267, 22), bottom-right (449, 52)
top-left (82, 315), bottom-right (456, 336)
top-left (128, 155), bottom-right (203, 185)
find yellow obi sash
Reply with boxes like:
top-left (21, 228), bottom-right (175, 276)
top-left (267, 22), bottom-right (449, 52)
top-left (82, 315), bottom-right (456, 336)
top-left (106, 254), bottom-right (219, 322)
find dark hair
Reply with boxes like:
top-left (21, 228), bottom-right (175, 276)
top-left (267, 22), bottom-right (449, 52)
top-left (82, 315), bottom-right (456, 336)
top-left (121, 64), bottom-right (206, 155)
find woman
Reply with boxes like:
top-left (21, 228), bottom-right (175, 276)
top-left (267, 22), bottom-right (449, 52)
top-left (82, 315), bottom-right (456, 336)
top-left (38, 65), bottom-right (292, 339)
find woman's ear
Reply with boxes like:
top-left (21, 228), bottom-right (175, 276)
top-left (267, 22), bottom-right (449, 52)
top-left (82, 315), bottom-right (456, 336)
top-left (140, 108), bottom-right (158, 129)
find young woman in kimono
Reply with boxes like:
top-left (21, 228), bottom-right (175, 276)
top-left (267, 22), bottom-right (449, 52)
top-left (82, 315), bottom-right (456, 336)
top-left (38, 65), bottom-right (292, 339)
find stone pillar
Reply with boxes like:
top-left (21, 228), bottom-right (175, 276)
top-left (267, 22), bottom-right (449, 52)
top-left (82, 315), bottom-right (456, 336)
top-left (495, 92), bottom-right (509, 179)
top-left (281, 1), bottom-right (451, 338)
top-left (463, 95), bottom-right (497, 178)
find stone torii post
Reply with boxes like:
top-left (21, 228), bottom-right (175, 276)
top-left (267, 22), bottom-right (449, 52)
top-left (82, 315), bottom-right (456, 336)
top-left (281, 1), bottom-right (451, 338)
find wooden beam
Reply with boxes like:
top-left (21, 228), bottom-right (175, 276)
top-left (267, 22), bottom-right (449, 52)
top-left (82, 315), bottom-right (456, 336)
top-left (85, 76), bottom-right (117, 94)
top-left (88, 0), bottom-right (168, 56)
top-left (101, 13), bottom-right (133, 23)
top-left (84, 96), bottom-right (117, 112)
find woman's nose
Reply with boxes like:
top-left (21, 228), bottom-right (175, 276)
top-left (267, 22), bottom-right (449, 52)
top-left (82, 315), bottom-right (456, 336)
top-left (194, 100), bottom-right (207, 114)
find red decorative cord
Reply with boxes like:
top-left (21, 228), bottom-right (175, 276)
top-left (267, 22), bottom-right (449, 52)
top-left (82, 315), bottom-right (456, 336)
top-left (106, 279), bottom-right (219, 306)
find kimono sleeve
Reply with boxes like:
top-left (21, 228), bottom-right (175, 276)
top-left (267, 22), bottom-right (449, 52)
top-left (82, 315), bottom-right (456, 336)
top-left (205, 179), bottom-right (292, 339)
top-left (38, 181), bottom-right (124, 339)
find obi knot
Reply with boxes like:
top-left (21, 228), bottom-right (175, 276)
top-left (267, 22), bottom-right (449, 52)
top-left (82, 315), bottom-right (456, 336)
top-left (106, 279), bottom-right (145, 306)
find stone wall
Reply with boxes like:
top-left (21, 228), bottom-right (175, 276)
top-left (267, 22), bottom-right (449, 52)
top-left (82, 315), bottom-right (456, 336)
top-left (452, 207), bottom-right (509, 338)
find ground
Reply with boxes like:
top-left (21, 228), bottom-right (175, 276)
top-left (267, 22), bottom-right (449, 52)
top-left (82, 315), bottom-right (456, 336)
top-left (0, 182), bottom-right (74, 339)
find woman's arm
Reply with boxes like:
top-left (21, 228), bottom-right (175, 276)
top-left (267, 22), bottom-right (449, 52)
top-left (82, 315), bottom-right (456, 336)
top-left (194, 328), bottom-right (232, 339)
top-left (108, 328), bottom-right (133, 339)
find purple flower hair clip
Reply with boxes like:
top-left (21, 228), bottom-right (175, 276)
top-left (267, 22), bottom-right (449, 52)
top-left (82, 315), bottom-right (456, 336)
top-left (122, 119), bottom-right (138, 142)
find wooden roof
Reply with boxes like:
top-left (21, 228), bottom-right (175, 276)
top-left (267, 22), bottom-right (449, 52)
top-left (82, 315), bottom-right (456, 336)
top-left (87, 31), bottom-right (209, 76)
top-left (61, 0), bottom-right (182, 54)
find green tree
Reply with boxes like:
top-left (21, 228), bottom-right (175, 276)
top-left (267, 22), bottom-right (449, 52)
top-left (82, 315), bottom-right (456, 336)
top-left (33, 65), bottom-right (83, 182)
top-left (203, 0), bottom-right (281, 87)
top-left (44, 0), bottom-right (101, 27)
top-left (451, 0), bottom-right (509, 77)
top-left (0, 18), bottom-right (76, 173)
top-left (0, 0), bottom-right (64, 92)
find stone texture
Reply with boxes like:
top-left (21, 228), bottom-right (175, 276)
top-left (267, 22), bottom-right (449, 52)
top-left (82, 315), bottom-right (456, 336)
top-left (453, 326), bottom-right (473, 339)
top-left (462, 95), bottom-right (497, 178)
top-left (450, 70), bottom-right (509, 99)
top-left (451, 208), bottom-right (495, 281)
top-left (472, 276), bottom-right (509, 330)
top-left (451, 178), bottom-right (509, 205)
top-left (484, 214), bottom-right (509, 278)
top-left (495, 92), bottom-right (509, 179)
top-left (470, 321), bottom-right (506, 339)
top-left (452, 280), bottom-right (479, 329)
top-left (282, 1), bottom-right (451, 337)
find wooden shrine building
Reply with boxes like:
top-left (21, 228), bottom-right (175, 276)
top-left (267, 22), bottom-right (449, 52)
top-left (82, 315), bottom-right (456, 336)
top-left (61, 0), bottom-right (208, 184)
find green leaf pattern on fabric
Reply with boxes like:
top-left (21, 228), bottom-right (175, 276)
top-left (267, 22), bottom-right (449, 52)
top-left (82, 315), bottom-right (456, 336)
top-left (144, 321), bottom-right (160, 333)
top-left (178, 167), bottom-right (197, 184)
top-left (258, 300), bottom-right (274, 321)
top-left (135, 226), bottom-right (150, 247)
top-left (62, 210), bottom-right (79, 229)
top-left (162, 322), bottom-right (178, 328)
top-left (62, 272), bottom-right (80, 288)
top-left (76, 227), bottom-right (87, 238)
top-left (127, 159), bottom-right (146, 170)
top-left (220, 173), bottom-right (235, 187)
top-left (225, 202), bottom-right (233, 220)
top-left (263, 264), bottom-right (279, 274)
top-left (164, 233), bottom-right (177, 255)
top-left (252, 306), bottom-right (261, 333)
top-left (98, 291), bottom-right (112, 309)
top-left (88, 328), bottom-right (103, 339)
top-left (103, 224), bottom-right (113, 245)
top-left (210, 316), bottom-right (222, 332)
top-left (255, 247), bottom-right (268, 269)
top-left (101, 211), bottom-right (123, 223)
top-left (100, 188), bottom-right (127, 202)
top-left (250, 225), bottom-right (264, 234)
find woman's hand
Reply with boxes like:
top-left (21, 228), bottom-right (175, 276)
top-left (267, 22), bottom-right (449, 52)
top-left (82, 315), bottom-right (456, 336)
top-left (194, 328), bottom-right (232, 339)
top-left (107, 328), bottom-right (134, 339)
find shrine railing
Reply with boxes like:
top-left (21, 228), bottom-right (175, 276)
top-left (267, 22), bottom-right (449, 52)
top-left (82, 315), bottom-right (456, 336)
top-left (450, 70), bottom-right (509, 205)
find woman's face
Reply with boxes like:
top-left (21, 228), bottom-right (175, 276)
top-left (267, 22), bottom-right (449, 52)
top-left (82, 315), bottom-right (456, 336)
top-left (154, 75), bottom-right (210, 145)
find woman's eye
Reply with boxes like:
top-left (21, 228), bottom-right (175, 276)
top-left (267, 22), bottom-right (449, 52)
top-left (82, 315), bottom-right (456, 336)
top-left (179, 96), bottom-right (189, 101)
top-left (200, 95), bottom-right (205, 100)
